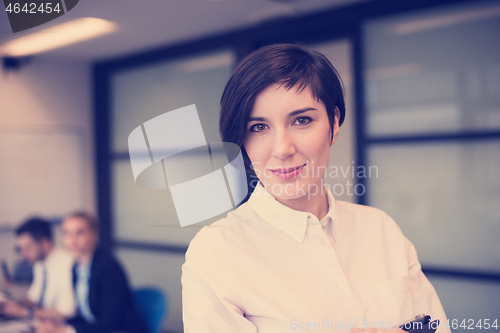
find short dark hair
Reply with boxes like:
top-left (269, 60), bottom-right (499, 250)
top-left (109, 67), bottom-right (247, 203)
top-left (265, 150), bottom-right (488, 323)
top-left (219, 43), bottom-right (345, 175)
top-left (15, 217), bottom-right (53, 242)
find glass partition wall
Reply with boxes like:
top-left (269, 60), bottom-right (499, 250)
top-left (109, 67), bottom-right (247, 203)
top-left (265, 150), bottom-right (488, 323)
top-left (363, 1), bottom-right (500, 327)
top-left (111, 50), bottom-right (235, 245)
top-left (108, 50), bottom-right (235, 331)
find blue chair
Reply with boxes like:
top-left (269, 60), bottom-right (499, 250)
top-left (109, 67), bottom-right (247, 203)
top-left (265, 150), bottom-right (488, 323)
top-left (134, 287), bottom-right (167, 333)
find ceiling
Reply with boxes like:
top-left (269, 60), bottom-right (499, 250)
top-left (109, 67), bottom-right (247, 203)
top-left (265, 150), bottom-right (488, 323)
top-left (0, 0), bottom-right (371, 62)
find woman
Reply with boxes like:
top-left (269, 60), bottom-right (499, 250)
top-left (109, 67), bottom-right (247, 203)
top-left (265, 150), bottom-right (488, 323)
top-left (182, 44), bottom-right (450, 333)
top-left (37, 212), bottom-right (148, 333)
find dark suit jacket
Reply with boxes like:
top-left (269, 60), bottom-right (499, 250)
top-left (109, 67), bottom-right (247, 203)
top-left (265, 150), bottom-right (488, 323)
top-left (67, 248), bottom-right (148, 333)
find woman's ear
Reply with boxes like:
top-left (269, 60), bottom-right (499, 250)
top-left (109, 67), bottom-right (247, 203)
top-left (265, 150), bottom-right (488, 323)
top-left (330, 106), bottom-right (341, 145)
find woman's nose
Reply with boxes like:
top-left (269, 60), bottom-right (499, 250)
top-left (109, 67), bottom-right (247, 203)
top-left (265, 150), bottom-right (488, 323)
top-left (271, 130), bottom-right (295, 160)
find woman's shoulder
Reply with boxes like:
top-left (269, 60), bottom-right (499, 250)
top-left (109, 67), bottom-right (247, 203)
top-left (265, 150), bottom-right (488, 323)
top-left (335, 199), bottom-right (389, 216)
top-left (186, 202), bottom-right (256, 253)
top-left (335, 200), bottom-right (407, 248)
top-left (335, 200), bottom-right (401, 229)
top-left (197, 201), bottom-right (256, 236)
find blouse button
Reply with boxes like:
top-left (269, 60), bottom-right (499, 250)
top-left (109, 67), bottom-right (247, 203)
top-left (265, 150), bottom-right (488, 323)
top-left (338, 282), bottom-right (346, 289)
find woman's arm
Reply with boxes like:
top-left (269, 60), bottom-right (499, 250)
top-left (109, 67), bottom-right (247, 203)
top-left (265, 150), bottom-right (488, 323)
top-left (404, 236), bottom-right (451, 333)
top-left (182, 231), bottom-right (257, 333)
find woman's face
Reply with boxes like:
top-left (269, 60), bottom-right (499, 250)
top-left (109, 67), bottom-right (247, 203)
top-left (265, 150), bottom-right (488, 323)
top-left (244, 83), bottom-right (339, 201)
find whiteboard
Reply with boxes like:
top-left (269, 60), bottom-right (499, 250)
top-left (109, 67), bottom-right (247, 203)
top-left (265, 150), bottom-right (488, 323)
top-left (0, 129), bottom-right (84, 226)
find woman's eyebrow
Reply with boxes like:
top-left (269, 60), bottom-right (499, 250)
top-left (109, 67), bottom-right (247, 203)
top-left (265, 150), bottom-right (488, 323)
top-left (288, 107), bottom-right (317, 117)
top-left (248, 116), bottom-right (267, 122)
top-left (247, 108), bottom-right (317, 122)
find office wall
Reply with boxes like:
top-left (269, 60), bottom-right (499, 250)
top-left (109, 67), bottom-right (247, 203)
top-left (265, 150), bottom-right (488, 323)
top-left (0, 57), bottom-right (95, 269)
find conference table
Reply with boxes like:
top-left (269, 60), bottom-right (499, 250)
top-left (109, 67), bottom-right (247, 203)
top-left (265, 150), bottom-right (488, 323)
top-left (0, 286), bottom-right (34, 333)
top-left (0, 318), bottom-right (32, 333)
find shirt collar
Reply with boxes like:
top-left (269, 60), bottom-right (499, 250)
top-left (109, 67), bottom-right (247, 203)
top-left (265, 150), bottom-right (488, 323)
top-left (321, 186), bottom-right (339, 241)
top-left (77, 258), bottom-right (93, 274)
top-left (248, 182), bottom-right (338, 243)
top-left (43, 247), bottom-right (60, 266)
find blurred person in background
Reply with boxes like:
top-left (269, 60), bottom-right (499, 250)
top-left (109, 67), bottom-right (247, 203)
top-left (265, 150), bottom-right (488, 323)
top-left (0, 217), bottom-right (76, 320)
top-left (36, 211), bottom-right (148, 333)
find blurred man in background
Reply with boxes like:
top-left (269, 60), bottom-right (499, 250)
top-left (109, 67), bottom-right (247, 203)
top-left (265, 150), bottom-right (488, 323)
top-left (0, 217), bottom-right (75, 320)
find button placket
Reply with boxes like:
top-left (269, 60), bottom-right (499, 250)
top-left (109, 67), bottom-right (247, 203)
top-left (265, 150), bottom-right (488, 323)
top-left (309, 223), bottom-right (364, 322)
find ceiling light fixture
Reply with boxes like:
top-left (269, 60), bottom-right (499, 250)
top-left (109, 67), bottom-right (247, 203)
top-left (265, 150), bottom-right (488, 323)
top-left (0, 17), bottom-right (118, 57)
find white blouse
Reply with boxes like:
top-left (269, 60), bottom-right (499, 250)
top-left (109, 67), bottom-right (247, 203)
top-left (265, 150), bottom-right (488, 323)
top-left (182, 182), bottom-right (450, 333)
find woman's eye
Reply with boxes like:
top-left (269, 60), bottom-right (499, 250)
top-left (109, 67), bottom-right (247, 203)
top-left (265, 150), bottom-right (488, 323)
top-left (249, 123), bottom-right (268, 132)
top-left (294, 117), bottom-right (312, 126)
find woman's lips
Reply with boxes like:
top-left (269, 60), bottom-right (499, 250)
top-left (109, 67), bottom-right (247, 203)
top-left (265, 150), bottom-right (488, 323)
top-left (271, 164), bottom-right (306, 179)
